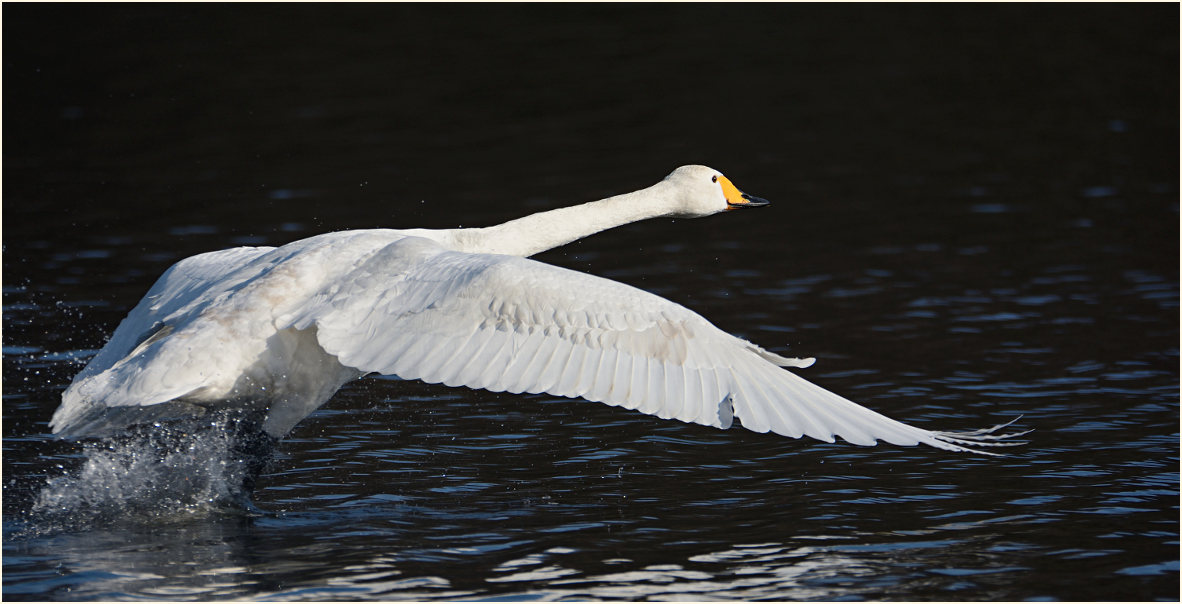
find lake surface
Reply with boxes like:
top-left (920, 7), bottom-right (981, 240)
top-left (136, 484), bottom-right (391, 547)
top-left (3, 4), bottom-right (1178, 601)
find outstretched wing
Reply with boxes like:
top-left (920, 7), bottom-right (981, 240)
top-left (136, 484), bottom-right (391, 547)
top-left (70, 246), bottom-right (276, 382)
top-left (52, 246), bottom-right (275, 435)
top-left (282, 236), bottom-right (1019, 453)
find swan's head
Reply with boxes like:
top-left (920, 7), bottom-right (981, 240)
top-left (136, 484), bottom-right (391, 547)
top-left (661, 165), bottom-right (770, 217)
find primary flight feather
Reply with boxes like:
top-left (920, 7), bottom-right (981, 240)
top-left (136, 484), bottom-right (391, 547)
top-left (51, 165), bottom-right (1025, 453)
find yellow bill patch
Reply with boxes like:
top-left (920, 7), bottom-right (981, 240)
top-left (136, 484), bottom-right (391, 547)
top-left (718, 176), bottom-right (746, 206)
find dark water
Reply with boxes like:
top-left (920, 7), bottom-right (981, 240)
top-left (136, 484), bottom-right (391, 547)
top-left (3, 4), bottom-right (1178, 601)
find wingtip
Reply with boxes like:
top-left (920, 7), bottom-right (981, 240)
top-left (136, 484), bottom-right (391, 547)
top-left (930, 416), bottom-right (1032, 455)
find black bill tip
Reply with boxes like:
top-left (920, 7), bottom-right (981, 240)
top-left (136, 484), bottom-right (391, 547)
top-left (728, 193), bottom-right (771, 209)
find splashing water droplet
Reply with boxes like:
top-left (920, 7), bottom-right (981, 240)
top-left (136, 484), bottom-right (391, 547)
top-left (30, 410), bottom-right (275, 531)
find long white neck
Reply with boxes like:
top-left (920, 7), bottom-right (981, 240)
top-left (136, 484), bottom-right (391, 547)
top-left (443, 179), bottom-right (679, 257)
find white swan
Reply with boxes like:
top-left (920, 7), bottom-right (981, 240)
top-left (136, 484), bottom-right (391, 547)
top-left (51, 165), bottom-right (1024, 454)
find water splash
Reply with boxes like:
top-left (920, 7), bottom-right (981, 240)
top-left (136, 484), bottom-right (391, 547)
top-left (29, 411), bottom-right (275, 531)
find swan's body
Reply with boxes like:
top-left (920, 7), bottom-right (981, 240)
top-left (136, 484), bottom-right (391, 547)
top-left (52, 165), bottom-right (1023, 453)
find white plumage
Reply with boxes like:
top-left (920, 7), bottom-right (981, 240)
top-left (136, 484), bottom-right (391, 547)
top-left (51, 165), bottom-right (1024, 453)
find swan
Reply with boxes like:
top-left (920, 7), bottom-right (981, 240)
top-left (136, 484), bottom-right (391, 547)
top-left (50, 165), bottom-right (1025, 454)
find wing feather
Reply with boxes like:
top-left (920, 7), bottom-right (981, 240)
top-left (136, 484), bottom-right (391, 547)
top-left (642, 357), bottom-right (664, 415)
top-left (472, 332), bottom-right (516, 391)
top-left (587, 348), bottom-right (618, 403)
top-left (661, 363), bottom-right (684, 420)
top-left (417, 332), bottom-right (471, 385)
top-left (555, 344), bottom-right (588, 397)
top-left (623, 353), bottom-right (646, 409)
top-left (683, 366), bottom-right (709, 424)
top-left (499, 328), bottom-right (548, 394)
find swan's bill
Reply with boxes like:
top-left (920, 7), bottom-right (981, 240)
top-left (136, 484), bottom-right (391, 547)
top-left (719, 176), bottom-right (770, 209)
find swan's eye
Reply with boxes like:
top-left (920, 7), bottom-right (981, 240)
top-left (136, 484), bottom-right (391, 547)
top-left (711, 175), bottom-right (718, 183)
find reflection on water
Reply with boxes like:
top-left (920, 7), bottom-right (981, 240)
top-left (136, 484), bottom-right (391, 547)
top-left (4, 3), bottom-right (1178, 602)
top-left (5, 340), bottom-right (1176, 600)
